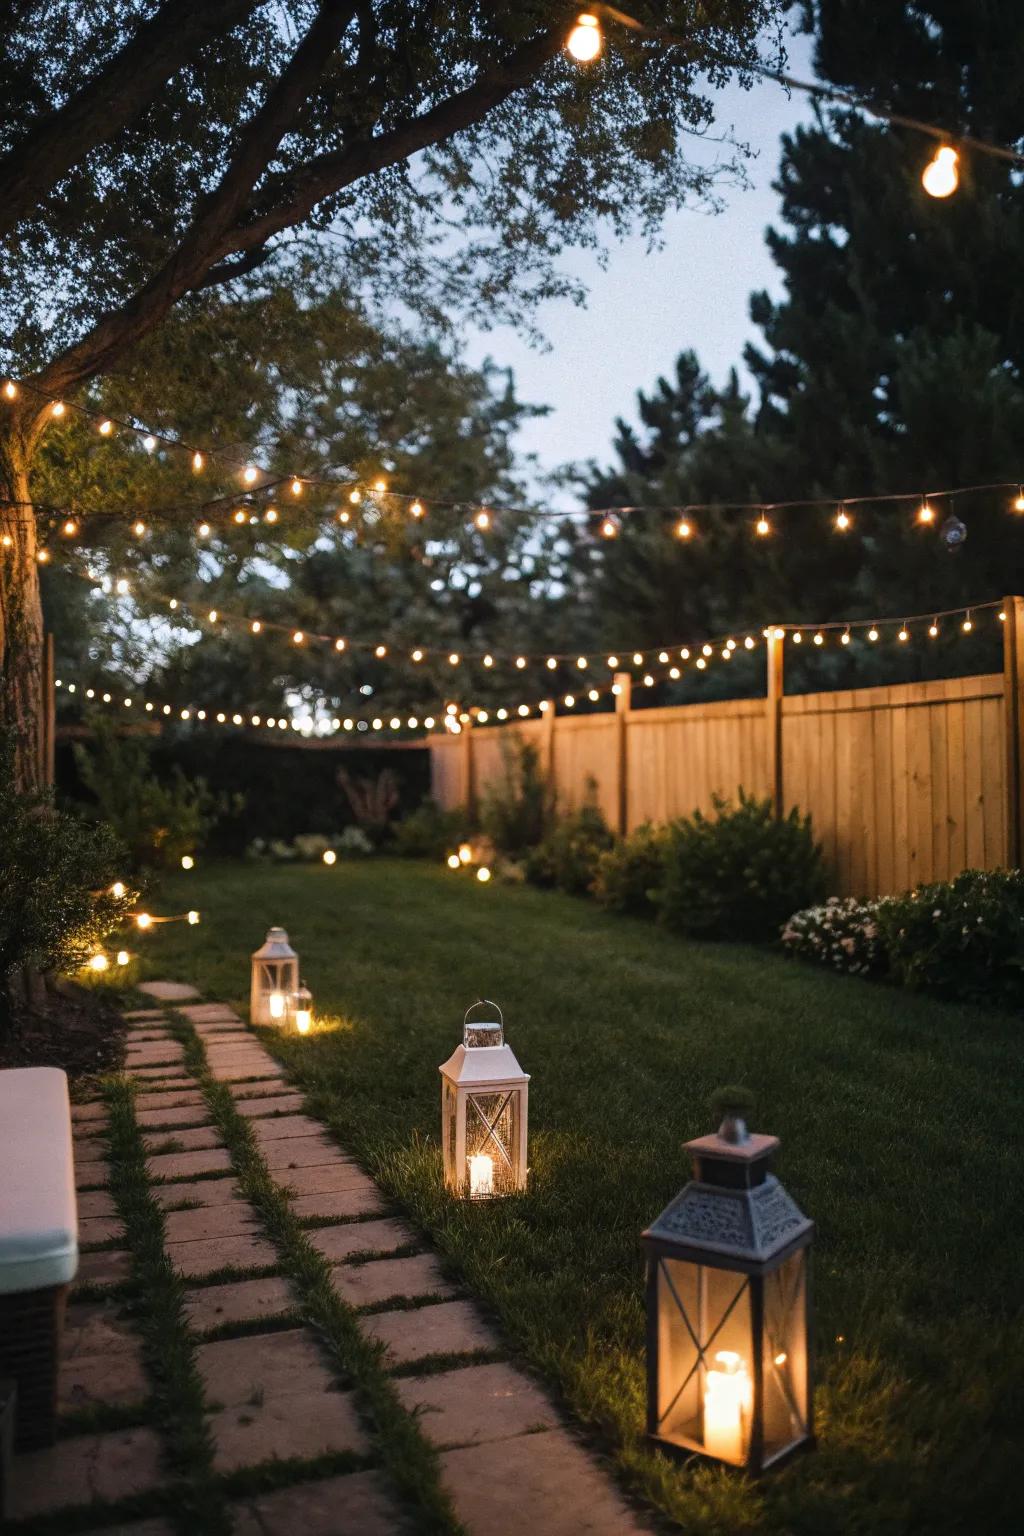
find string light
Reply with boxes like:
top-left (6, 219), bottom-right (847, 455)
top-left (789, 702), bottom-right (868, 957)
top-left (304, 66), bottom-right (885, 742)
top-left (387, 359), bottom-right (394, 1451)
top-left (51, 401), bottom-right (65, 417)
top-left (835, 507), bottom-right (850, 531)
top-left (566, 11), bottom-right (602, 60)
top-left (411, 500), bottom-right (425, 519)
top-left (291, 479), bottom-right (303, 497)
top-left (98, 419), bottom-right (113, 436)
top-left (181, 855), bottom-right (194, 869)
top-left (868, 627), bottom-right (879, 642)
top-left (928, 620), bottom-right (939, 637)
top-left (756, 514), bottom-right (770, 537)
top-left (3, 381), bottom-right (17, 400)
top-left (600, 516), bottom-right (618, 539)
top-left (922, 144), bottom-right (959, 198)
top-left (192, 452), bottom-right (204, 472)
top-left (917, 501), bottom-right (936, 525)
top-left (475, 510), bottom-right (491, 531)
top-left (675, 517), bottom-right (693, 540)
top-left (1014, 488), bottom-right (1024, 513)
top-left (63, 518), bottom-right (78, 536)
top-left (898, 626), bottom-right (909, 642)
top-left (962, 614), bottom-right (973, 633)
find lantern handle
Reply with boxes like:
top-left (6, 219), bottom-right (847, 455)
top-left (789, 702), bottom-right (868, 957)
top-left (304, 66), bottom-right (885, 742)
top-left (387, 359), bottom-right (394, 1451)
top-left (464, 998), bottom-right (503, 1029)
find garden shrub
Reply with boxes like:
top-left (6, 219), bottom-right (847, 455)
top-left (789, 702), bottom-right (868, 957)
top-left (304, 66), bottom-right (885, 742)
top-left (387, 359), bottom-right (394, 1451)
top-left (74, 719), bottom-right (230, 871)
top-left (592, 822), bottom-right (669, 916)
top-left (391, 799), bottom-right (469, 860)
top-left (657, 791), bottom-right (825, 942)
top-left (480, 735), bottom-right (553, 856)
top-left (0, 733), bottom-right (136, 1018)
top-left (525, 790), bottom-right (614, 896)
top-left (780, 896), bottom-right (887, 977)
top-left (874, 869), bottom-right (1024, 1007)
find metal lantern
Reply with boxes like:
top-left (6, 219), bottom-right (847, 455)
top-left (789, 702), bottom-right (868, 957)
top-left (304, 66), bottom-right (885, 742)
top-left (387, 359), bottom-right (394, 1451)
top-left (439, 1000), bottom-right (529, 1199)
top-left (641, 1111), bottom-right (814, 1473)
top-left (250, 926), bottom-right (299, 1025)
top-left (292, 982), bottom-right (313, 1035)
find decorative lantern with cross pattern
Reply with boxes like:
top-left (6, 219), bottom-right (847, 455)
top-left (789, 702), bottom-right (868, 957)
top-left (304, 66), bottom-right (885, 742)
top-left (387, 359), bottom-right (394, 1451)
top-left (439, 1000), bottom-right (529, 1199)
top-left (249, 926), bottom-right (299, 1025)
top-left (641, 1108), bottom-right (814, 1472)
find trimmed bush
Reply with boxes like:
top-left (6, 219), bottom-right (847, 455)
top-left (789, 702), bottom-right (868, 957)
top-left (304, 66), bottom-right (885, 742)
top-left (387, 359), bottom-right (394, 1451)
top-left (875, 869), bottom-right (1024, 1008)
top-left (780, 896), bottom-right (887, 977)
top-left (592, 823), bottom-right (669, 916)
top-left (480, 735), bottom-right (553, 856)
top-left (525, 796), bottom-right (614, 896)
top-left (391, 800), bottom-right (469, 860)
top-left (657, 791), bottom-right (825, 942)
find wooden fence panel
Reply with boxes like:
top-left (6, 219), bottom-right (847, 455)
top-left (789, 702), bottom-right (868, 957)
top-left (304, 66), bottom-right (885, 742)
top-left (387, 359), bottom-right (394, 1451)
top-left (426, 669), bottom-right (1011, 897)
top-left (626, 699), bottom-right (767, 829)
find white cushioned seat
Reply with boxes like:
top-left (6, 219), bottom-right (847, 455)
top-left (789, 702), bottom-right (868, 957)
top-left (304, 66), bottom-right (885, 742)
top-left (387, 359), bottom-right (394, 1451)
top-left (0, 1067), bottom-right (79, 1294)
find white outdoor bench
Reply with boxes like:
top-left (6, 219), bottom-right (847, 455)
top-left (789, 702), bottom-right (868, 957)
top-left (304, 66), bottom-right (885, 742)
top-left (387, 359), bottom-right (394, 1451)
top-left (0, 1066), bottom-right (79, 1449)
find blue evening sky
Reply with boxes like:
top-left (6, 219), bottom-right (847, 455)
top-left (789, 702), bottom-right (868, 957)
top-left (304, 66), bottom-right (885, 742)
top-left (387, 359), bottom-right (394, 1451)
top-left (465, 26), bottom-right (816, 503)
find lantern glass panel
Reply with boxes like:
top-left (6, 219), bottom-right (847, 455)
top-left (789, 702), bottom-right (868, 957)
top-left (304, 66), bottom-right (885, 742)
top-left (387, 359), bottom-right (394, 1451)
top-left (465, 1089), bottom-right (520, 1198)
top-left (761, 1250), bottom-right (809, 1465)
top-left (655, 1257), bottom-right (753, 1464)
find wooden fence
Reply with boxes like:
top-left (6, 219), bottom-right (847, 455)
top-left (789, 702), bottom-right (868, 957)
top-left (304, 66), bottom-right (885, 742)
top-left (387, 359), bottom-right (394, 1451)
top-left (427, 596), bottom-right (1024, 898)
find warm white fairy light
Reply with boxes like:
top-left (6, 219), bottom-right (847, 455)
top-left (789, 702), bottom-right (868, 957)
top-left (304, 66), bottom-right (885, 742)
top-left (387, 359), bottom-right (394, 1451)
top-left (192, 451), bottom-right (204, 472)
top-left (868, 626), bottom-right (879, 641)
top-left (292, 630), bottom-right (304, 645)
top-left (3, 380), bottom-right (17, 399)
top-left (835, 507), bottom-right (850, 531)
top-left (922, 144), bottom-right (959, 198)
top-left (928, 621), bottom-right (939, 637)
top-left (917, 501), bottom-right (936, 525)
top-left (243, 466), bottom-right (258, 485)
top-left (962, 614), bottom-right (973, 633)
top-left (251, 620), bottom-right (261, 634)
top-left (181, 854), bottom-right (194, 870)
top-left (411, 500), bottom-right (425, 519)
top-left (675, 517), bottom-right (693, 540)
top-left (143, 435), bottom-right (157, 452)
top-left (756, 514), bottom-right (770, 537)
top-left (98, 419), bottom-right (113, 436)
top-left (898, 626), bottom-right (909, 642)
top-left (567, 11), bottom-right (602, 60)
top-left (198, 522), bottom-right (211, 538)
top-left (475, 509), bottom-right (491, 530)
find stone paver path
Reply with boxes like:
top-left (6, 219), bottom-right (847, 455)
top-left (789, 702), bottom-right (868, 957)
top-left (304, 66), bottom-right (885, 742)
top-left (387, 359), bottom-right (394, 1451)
top-left (10, 987), bottom-right (652, 1536)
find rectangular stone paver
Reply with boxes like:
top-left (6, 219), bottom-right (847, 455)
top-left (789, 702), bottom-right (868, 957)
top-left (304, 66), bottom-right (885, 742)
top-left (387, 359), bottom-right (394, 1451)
top-left (166, 1232), bottom-right (278, 1279)
top-left (235, 1094), bottom-right (304, 1118)
top-left (184, 1275), bottom-right (297, 1334)
top-left (396, 1362), bottom-right (554, 1450)
top-left (179, 1002), bottom-right (241, 1020)
top-left (197, 1329), bottom-right (366, 1473)
top-left (78, 1189), bottom-right (117, 1220)
top-left (72, 1102), bottom-right (109, 1124)
top-left (135, 1087), bottom-right (206, 1112)
top-left (365, 1300), bottom-right (498, 1368)
top-left (147, 1147), bottom-right (232, 1180)
top-left (291, 1186), bottom-right (384, 1222)
top-left (333, 1254), bottom-right (458, 1310)
top-left (75, 1250), bottom-right (131, 1289)
top-left (260, 1134), bottom-right (340, 1171)
top-left (80, 1215), bottom-right (125, 1245)
top-left (440, 1427), bottom-right (655, 1536)
top-left (61, 1342), bottom-right (149, 1413)
top-left (128, 1066), bottom-right (192, 1082)
top-left (228, 1079), bottom-right (290, 1099)
top-left (63, 1300), bottom-right (138, 1358)
top-left (7, 1427), bottom-right (165, 1519)
top-left (208, 1059), bottom-right (281, 1082)
top-left (76, 1158), bottom-right (110, 1190)
top-left (123, 1007), bottom-right (168, 1019)
top-left (136, 1102), bottom-right (211, 1130)
top-left (143, 1125), bottom-right (222, 1153)
top-left (310, 1218), bottom-right (414, 1264)
top-left (277, 1162), bottom-right (381, 1198)
top-left (231, 1471), bottom-right (410, 1536)
top-left (138, 980), bottom-right (200, 1001)
top-left (249, 1113), bottom-right (324, 1142)
top-left (125, 1042), bottom-right (185, 1066)
top-left (163, 1200), bottom-right (259, 1244)
top-left (152, 1177), bottom-right (240, 1210)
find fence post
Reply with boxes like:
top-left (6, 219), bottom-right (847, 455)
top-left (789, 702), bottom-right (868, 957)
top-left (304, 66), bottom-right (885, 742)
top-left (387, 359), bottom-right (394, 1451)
top-left (766, 627), bottom-right (784, 817)
top-left (461, 715), bottom-right (476, 818)
top-left (541, 698), bottom-right (556, 800)
top-left (1002, 595), bottom-right (1024, 867)
top-left (614, 671), bottom-right (631, 835)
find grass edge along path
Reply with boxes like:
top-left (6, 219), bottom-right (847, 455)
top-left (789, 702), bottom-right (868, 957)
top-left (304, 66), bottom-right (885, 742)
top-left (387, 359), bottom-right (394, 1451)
top-left (170, 1013), bottom-right (468, 1536)
top-left (102, 1076), bottom-right (231, 1536)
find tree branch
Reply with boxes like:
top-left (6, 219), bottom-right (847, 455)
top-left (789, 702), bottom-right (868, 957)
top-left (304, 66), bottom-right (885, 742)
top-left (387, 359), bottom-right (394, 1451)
top-left (29, 18), bottom-right (562, 400)
top-left (0, 0), bottom-right (260, 243)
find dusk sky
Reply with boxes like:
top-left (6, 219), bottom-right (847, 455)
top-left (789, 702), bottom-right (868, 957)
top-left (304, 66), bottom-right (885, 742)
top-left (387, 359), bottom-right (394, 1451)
top-left (466, 26), bottom-right (817, 503)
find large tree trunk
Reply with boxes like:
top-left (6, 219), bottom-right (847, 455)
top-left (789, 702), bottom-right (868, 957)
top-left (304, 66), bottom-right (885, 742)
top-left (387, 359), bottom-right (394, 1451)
top-left (0, 419), bottom-right (45, 792)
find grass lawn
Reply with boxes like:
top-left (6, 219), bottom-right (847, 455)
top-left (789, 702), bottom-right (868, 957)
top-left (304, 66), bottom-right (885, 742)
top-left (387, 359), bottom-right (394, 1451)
top-left (140, 858), bottom-right (1023, 1533)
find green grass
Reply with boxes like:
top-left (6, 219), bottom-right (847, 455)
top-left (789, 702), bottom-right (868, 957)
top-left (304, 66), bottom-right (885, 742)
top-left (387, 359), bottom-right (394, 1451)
top-left (140, 859), bottom-right (1024, 1533)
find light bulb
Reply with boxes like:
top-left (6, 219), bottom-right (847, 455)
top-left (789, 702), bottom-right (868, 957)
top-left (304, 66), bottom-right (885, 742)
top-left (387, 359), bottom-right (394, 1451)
top-left (917, 502), bottom-right (936, 525)
top-left (567, 12), bottom-right (601, 61)
top-left (192, 452), bottom-right (204, 472)
top-left (634, 652), bottom-right (644, 665)
top-left (756, 515), bottom-right (770, 536)
top-left (928, 622), bottom-right (939, 638)
top-left (243, 465), bottom-right (258, 484)
top-left (292, 630), bottom-right (304, 644)
top-left (483, 653), bottom-right (494, 668)
top-left (323, 849), bottom-right (337, 865)
top-left (675, 518), bottom-right (692, 540)
top-left (143, 434), bottom-right (157, 452)
top-left (111, 881), bottom-right (126, 898)
top-left (3, 380), bottom-right (17, 399)
top-left (475, 510), bottom-right (491, 530)
top-left (962, 616), bottom-right (973, 633)
top-left (546, 656), bottom-right (557, 670)
top-left (835, 508), bottom-right (850, 531)
top-left (447, 854), bottom-right (461, 870)
top-left (98, 419), bottom-right (113, 436)
top-left (36, 548), bottom-right (50, 563)
top-left (476, 865), bottom-right (492, 883)
top-left (51, 401), bottom-right (65, 417)
top-left (198, 522), bottom-right (211, 538)
top-left (516, 656), bottom-right (526, 669)
top-left (898, 627), bottom-right (909, 642)
top-left (88, 953), bottom-right (109, 972)
top-left (922, 144), bottom-right (959, 199)
top-left (181, 854), bottom-right (194, 869)
top-left (813, 632), bottom-right (824, 646)
top-left (448, 652), bottom-right (460, 666)
top-left (136, 912), bottom-right (153, 930)
top-left (600, 516), bottom-right (618, 538)
top-left (577, 656), bottom-right (588, 669)
top-left (233, 508), bottom-right (247, 524)
top-left (349, 488), bottom-right (361, 504)
top-left (564, 694), bottom-right (576, 707)
top-left (458, 843), bottom-right (473, 864)
top-left (208, 609), bottom-right (218, 623)
top-left (291, 478), bottom-right (302, 496)
top-left (265, 507), bottom-right (278, 523)
top-left (63, 519), bottom-right (77, 536)
top-left (133, 520), bottom-right (146, 536)
top-left (116, 950), bottom-right (129, 966)
top-left (868, 627), bottom-right (879, 642)
top-left (374, 643), bottom-right (387, 658)
top-left (411, 500), bottom-right (425, 519)
top-left (411, 647), bottom-right (424, 662)
top-left (607, 655), bottom-right (619, 668)
top-left (841, 631), bottom-right (851, 645)
top-left (334, 638), bottom-right (346, 652)
top-left (251, 620), bottom-right (261, 634)
top-left (187, 910), bottom-right (200, 925)
top-left (1014, 490), bottom-right (1024, 513)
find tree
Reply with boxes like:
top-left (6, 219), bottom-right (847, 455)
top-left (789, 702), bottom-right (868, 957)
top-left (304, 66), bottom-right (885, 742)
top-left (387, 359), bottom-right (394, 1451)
top-left (1, 0), bottom-right (783, 786)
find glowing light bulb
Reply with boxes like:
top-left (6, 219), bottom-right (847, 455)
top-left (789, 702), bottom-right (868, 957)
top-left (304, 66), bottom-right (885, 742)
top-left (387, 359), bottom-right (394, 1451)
top-left (928, 622), bottom-right (939, 637)
top-left (567, 12), bottom-right (602, 61)
top-left (291, 478), bottom-right (303, 496)
top-left (476, 866), bottom-right (492, 883)
top-left (374, 643), bottom-right (387, 658)
top-left (411, 647), bottom-right (424, 662)
top-left (410, 500), bottom-right (425, 519)
top-left (143, 434), bottom-right (157, 452)
top-left (962, 615), bottom-right (973, 633)
top-left (841, 630), bottom-right (851, 645)
top-left (835, 507), bottom-right (850, 531)
top-left (1, 534), bottom-right (11, 547)
top-left (577, 656), bottom-right (588, 669)
top-left (1014, 490), bottom-right (1024, 513)
top-left (251, 620), bottom-right (261, 634)
top-left (233, 508), bottom-right (247, 524)
top-left (198, 522), bottom-right (211, 538)
top-left (756, 515), bottom-right (770, 536)
top-left (516, 656), bottom-right (527, 669)
top-left (701, 644), bottom-right (712, 658)
top-left (136, 912), bottom-right (153, 930)
top-left (374, 477), bottom-right (387, 493)
top-left (192, 451), bottom-right (204, 472)
top-left (868, 627), bottom-right (879, 642)
top-left (447, 854), bottom-right (461, 870)
top-left (187, 910), bottom-right (199, 925)
top-left (208, 609), bottom-right (218, 623)
top-left (483, 653), bottom-right (494, 668)
top-left (133, 520), bottom-right (146, 536)
top-left (349, 488), bottom-right (361, 504)
top-left (98, 419), bottom-right (113, 436)
top-left (181, 854), bottom-right (194, 869)
top-left (696, 657), bottom-right (707, 670)
top-left (458, 844), bottom-right (473, 864)
top-left (51, 401), bottom-right (65, 417)
top-left (793, 632), bottom-right (802, 644)
top-left (546, 657), bottom-right (557, 670)
top-left (813, 632), bottom-right (824, 646)
top-left (323, 849), bottom-right (337, 865)
top-left (475, 510), bottom-right (491, 530)
top-left (111, 881), bottom-right (125, 898)
top-left (3, 380), bottom-right (17, 399)
top-left (744, 635), bottom-right (755, 650)
top-left (634, 652), bottom-right (645, 665)
top-left (448, 652), bottom-right (460, 666)
top-left (292, 630), bottom-right (304, 645)
top-left (243, 465), bottom-right (258, 484)
top-left (600, 516), bottom-right (618, 538)
top-left (334, 638), bottom-right (346, 653)
top-left (265, 507), bottom-right (278, 524)
top-left (269, 991), bottom-right (285, 1020)
top-left (898, 627), bottom-right (909, 642)
top-left (607, 655), bottom-right (619, 668)
top-left (63, 519), bottom-right (77, 536)
top-left (36, 548), bottom-right (50, 563)
top-left (922, 144), bottom-right (959, 199)
top-left (116, 950), bottom-right (129, 966)
top-left (88, 953), bottom-right (109, 972)
top-left (917, 502), bottom-right (936, 525)
top-left (675, 518), bottom-right (693, 540)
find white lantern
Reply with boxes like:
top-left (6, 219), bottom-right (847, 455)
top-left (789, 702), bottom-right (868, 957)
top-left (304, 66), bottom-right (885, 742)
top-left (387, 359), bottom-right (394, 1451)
top-left (250, 926), bottom-right (299, 1025)
top-left (439, 1000), bottom-right (529, 1199)
top-left (292, 982), bottom-right (313, 1035)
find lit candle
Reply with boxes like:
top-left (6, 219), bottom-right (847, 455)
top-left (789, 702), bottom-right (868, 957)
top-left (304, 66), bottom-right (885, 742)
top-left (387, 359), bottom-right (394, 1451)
top-left (468, 1153), bottom-right (494, 1197)
top-left (703, 1351), bottom-right (751, 1462)
top-left (295, 1006), bottom-right (311, 1035)
top-left (269, 991), bottom-right (285, 1020)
